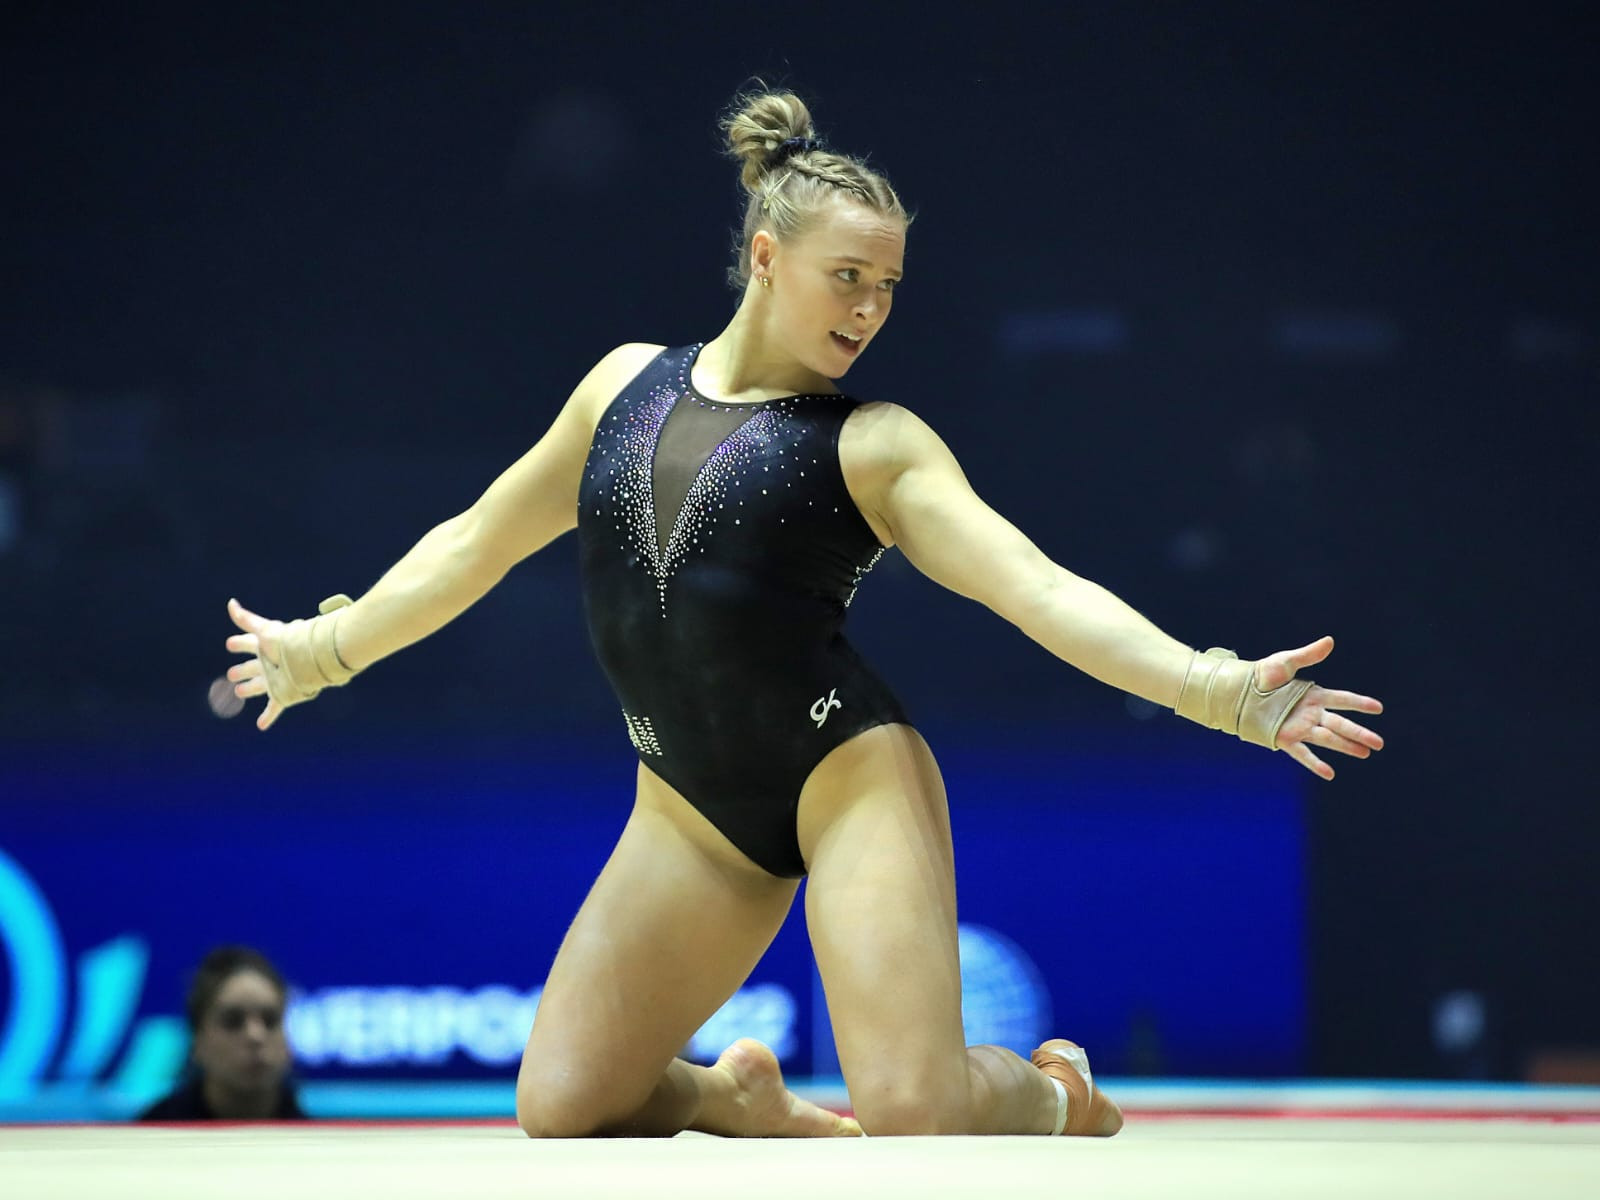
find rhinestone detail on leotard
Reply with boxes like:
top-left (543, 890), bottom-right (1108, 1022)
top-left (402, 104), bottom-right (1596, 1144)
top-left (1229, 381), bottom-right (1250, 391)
top-left (604, 365), bottom-right (800, 615)
top-left (844, 546), bottom-right (885, 608)
top-left (623, 711), bottom-right (662, 756)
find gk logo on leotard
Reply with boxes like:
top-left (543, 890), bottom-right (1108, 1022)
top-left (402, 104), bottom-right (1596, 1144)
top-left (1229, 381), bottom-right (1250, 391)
top-left (810, 688), bottom-right (842, 729)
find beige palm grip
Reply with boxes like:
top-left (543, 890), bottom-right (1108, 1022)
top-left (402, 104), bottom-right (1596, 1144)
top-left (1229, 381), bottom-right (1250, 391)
top-left (1176, 647), bottom-right (1314, 750)
top-left (259, 594), bottom-right (362, 710)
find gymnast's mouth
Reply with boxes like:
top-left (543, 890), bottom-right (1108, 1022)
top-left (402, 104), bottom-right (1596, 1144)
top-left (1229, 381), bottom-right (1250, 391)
top-left (830, 331), bottom-right (862, 356)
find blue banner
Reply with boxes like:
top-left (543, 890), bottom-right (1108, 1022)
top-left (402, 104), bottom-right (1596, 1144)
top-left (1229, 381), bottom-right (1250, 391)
top-left (1, 730), bottom-right (1304, 1115)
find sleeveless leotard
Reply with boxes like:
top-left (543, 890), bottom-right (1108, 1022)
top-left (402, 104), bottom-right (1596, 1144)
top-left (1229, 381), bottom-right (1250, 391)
top-left (576, 344), bottom-right (908, 876)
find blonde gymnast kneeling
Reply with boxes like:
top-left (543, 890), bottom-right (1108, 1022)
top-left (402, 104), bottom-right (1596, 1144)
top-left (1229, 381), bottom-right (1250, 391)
top-left (223, 89), bottom-right (1384, 1138)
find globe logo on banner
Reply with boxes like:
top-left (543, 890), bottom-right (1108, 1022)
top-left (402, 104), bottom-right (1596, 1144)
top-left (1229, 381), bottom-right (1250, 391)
top-left (957, 924), bottom-right (1052, 1054)
top-left (0, 847), bottom-right (168, 1095)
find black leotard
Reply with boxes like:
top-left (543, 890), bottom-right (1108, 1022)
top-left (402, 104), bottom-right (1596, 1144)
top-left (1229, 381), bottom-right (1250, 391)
top-left (576, 344), bottom-right (908, 876)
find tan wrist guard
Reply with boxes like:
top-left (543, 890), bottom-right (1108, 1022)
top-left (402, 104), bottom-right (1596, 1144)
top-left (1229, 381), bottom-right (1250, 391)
top-left (260, 594), bottom-right (362, 709)
top-left (1175, 647), bottom-right (1314, 750)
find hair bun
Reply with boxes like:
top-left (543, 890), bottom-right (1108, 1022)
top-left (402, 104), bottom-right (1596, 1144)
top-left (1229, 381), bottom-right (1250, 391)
top-left (721, 90), bottom-right (816, 192)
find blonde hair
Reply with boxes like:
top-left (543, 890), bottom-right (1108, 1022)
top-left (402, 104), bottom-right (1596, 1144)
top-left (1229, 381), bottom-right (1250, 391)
top-left (719, 89), bottom-right (910, 291)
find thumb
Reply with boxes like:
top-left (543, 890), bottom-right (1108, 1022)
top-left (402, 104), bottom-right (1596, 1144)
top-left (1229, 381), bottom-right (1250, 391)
top-left (1293, 635), bottom-right (1335, 669)
top-left (1258, 636), bottom-right (1333, 689)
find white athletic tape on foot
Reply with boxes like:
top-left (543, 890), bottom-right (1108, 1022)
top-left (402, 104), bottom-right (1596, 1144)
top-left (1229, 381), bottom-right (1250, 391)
top-left (1056, 1042), bottom-right (1093, 1090)
top-left (1049, 1075), bottom-right (1069, 1135)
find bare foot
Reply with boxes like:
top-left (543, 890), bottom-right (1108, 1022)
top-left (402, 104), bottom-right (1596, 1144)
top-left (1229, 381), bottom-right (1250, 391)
top-left (702, 1039), bottom-right (862, 1138)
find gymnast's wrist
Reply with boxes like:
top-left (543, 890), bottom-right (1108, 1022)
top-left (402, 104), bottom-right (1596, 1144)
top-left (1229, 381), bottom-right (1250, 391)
top-left (1173, 646), bottom-right (1313, 751)
top-left (295, 594), bottom-right (363, 689)
top-left (319, 598), bottom-right (365, 675)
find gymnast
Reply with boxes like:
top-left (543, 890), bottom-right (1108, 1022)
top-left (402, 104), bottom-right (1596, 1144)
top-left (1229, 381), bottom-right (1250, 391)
top-left (224, 89), bottom-right (1383, 1138)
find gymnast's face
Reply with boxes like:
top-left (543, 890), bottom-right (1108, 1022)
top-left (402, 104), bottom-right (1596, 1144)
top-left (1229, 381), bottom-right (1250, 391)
top-left (191, 969), bottom-right (291, 1100)
top-left (759, 195), bottom-right (904, 379)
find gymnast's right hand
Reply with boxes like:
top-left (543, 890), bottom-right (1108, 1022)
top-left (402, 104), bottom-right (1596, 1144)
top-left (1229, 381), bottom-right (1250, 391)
top-left (225, 595), bottom-right (362, 731)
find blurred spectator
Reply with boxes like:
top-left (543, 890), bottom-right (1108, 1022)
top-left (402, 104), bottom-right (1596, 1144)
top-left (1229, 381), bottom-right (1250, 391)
top-left (138, 946), bottom-right (307, 1121)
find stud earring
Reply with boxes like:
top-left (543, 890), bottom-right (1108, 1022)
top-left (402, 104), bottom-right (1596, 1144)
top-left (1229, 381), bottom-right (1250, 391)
top-left (759, 274), bottom-right (771, 288)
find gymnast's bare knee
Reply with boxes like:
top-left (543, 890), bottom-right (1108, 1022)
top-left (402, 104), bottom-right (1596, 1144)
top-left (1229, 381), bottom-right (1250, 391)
top-left (516, 1072), bottom-right (615, 1139)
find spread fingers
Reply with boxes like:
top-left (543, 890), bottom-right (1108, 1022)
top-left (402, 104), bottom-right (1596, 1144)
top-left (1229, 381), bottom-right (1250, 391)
top-left (1323, 711), bottom-right (1383, 751)
top-left (1304, 724), bottom-right (1371, 759)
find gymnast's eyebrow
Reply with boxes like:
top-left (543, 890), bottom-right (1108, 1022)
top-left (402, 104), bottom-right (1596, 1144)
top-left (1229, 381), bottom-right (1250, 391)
top-left (830, 255), bottom-right (903, 278)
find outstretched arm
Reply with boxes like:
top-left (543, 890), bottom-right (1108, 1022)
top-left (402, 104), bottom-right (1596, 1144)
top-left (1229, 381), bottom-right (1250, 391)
top-left (225, 343), bottom-right (662, 729)
top-left (847, 404), bottom-right (1383, 778)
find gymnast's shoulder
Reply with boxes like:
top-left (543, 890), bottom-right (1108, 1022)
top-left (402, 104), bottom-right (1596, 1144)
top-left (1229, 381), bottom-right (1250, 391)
top-left (573, 342), bottom-right (667, 407)
top-left (839, 397), bottom-right (959, 482)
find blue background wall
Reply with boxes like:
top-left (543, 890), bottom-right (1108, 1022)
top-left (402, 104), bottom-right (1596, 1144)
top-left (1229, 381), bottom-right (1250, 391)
top-left (1, 1), bottom-right (1594, 1108)
top-left (2, 733), bottom-right (1303, 1113)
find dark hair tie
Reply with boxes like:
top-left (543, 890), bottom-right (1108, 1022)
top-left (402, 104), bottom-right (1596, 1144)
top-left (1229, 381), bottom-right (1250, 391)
top-left (768, 136), bottom-right (820, 168)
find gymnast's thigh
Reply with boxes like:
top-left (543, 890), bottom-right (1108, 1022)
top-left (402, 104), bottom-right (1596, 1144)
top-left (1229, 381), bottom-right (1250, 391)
top-left (516, 764), bottom-right (799, 1123)
top-left (795, 724), bottom-right (970, 1124)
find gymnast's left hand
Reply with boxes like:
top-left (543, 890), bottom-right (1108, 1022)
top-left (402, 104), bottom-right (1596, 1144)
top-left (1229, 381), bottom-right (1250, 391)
top-left (1256, 636), bottom-right (1384, 780)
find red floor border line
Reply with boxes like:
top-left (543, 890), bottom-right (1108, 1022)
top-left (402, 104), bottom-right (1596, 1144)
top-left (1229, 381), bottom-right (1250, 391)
top-left (1125, 1108), bottom-right (1600, 1122)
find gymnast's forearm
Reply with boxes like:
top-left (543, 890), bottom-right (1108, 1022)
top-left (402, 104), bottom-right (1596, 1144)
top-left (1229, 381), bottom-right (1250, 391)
top-left (1010, 566), bottom-right (1192, 707)
top-left (332, 512), bottom-right (511, 671)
